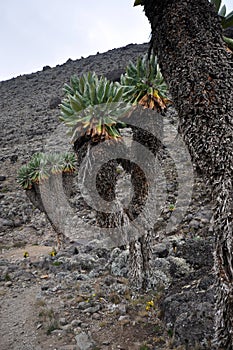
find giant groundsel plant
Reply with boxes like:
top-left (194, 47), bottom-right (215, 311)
top-left (60, 72), bottom-right (130, 144)
top-left (121, 53), bottom-right (170, 113)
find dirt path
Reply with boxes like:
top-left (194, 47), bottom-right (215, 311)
top-left (0, 245), bottom-right (52, 262)
top-left (0, 285), bottom-right (42, 350)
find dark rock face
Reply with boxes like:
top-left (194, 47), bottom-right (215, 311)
top-left (163, 238), bottom-right (214, 348)
top-left (105, 68), bottom-right (125, 82)
top-left (49, 96), bottom-right (61, 109)
top-left (176, 238), bottom-right (214, 270)
top-left (42, 65), bottom-right (51, 71)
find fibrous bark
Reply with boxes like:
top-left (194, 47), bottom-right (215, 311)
top-left (26, 173), bottom-right (75, 247)
top-left (143, 0), bottom-right (233, 348)
top-left (127, 107), bottom-right (163, 290)
top-left (75, 137), bottom-right (132, 229)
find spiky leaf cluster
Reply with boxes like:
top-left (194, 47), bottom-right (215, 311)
top-left (121, 54), bottom-right (169, 112)
top-left (17, 152), bottom-right (76, 190)
top-left (60, 72), bottom-right (130, 143)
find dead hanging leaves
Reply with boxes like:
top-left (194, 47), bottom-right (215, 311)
top-left (138, 89), bottom-right (171, 112)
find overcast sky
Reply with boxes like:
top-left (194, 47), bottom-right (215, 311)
top-left (0, 0), bottom-right (232, 82)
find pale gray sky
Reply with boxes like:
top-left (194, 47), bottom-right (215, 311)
top-left (0, 0), bottom-right (232, 81)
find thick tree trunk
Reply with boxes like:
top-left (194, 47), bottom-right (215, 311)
top-left (127, 107), bottom-right (162, 290)
top-left (74, 139), bottom-right (119, 228)
top-left (26, 173), bottom-right (75, 248)
top-left (95, 159), bottom-right (121, 228)
top-left (74, 138), bottom-right (132, 231)
top-left (143, 0), bottom-right (233, 348)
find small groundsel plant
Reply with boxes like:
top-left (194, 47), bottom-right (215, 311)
top-left (60, 71), bottom-right (131, 144)
top-left (17, 152), bottom-right (76, 190)
top-left (121, 53), bottom-right (170, 112)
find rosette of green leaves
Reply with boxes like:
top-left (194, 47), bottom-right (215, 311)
top-left (17, 152), bottom-right (76, 190)
top-left (26, 153), bottom-right (50, 185)
top-left (60, 72), bottom-right (130, 143)
top-left (62, 153), bottom-right (76, 173)
top-left (17, 165), bottom-right (33, 190)
top-left (121, 54), bottom-right (169, 111)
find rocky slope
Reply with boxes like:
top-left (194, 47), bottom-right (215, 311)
top-left (0, 43), bottom-right (215, 349)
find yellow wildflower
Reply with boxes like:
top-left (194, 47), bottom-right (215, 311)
top-left (145, 300), bottom-right (154, 311)
top-left (49, 248), bottom-right (57, 257)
